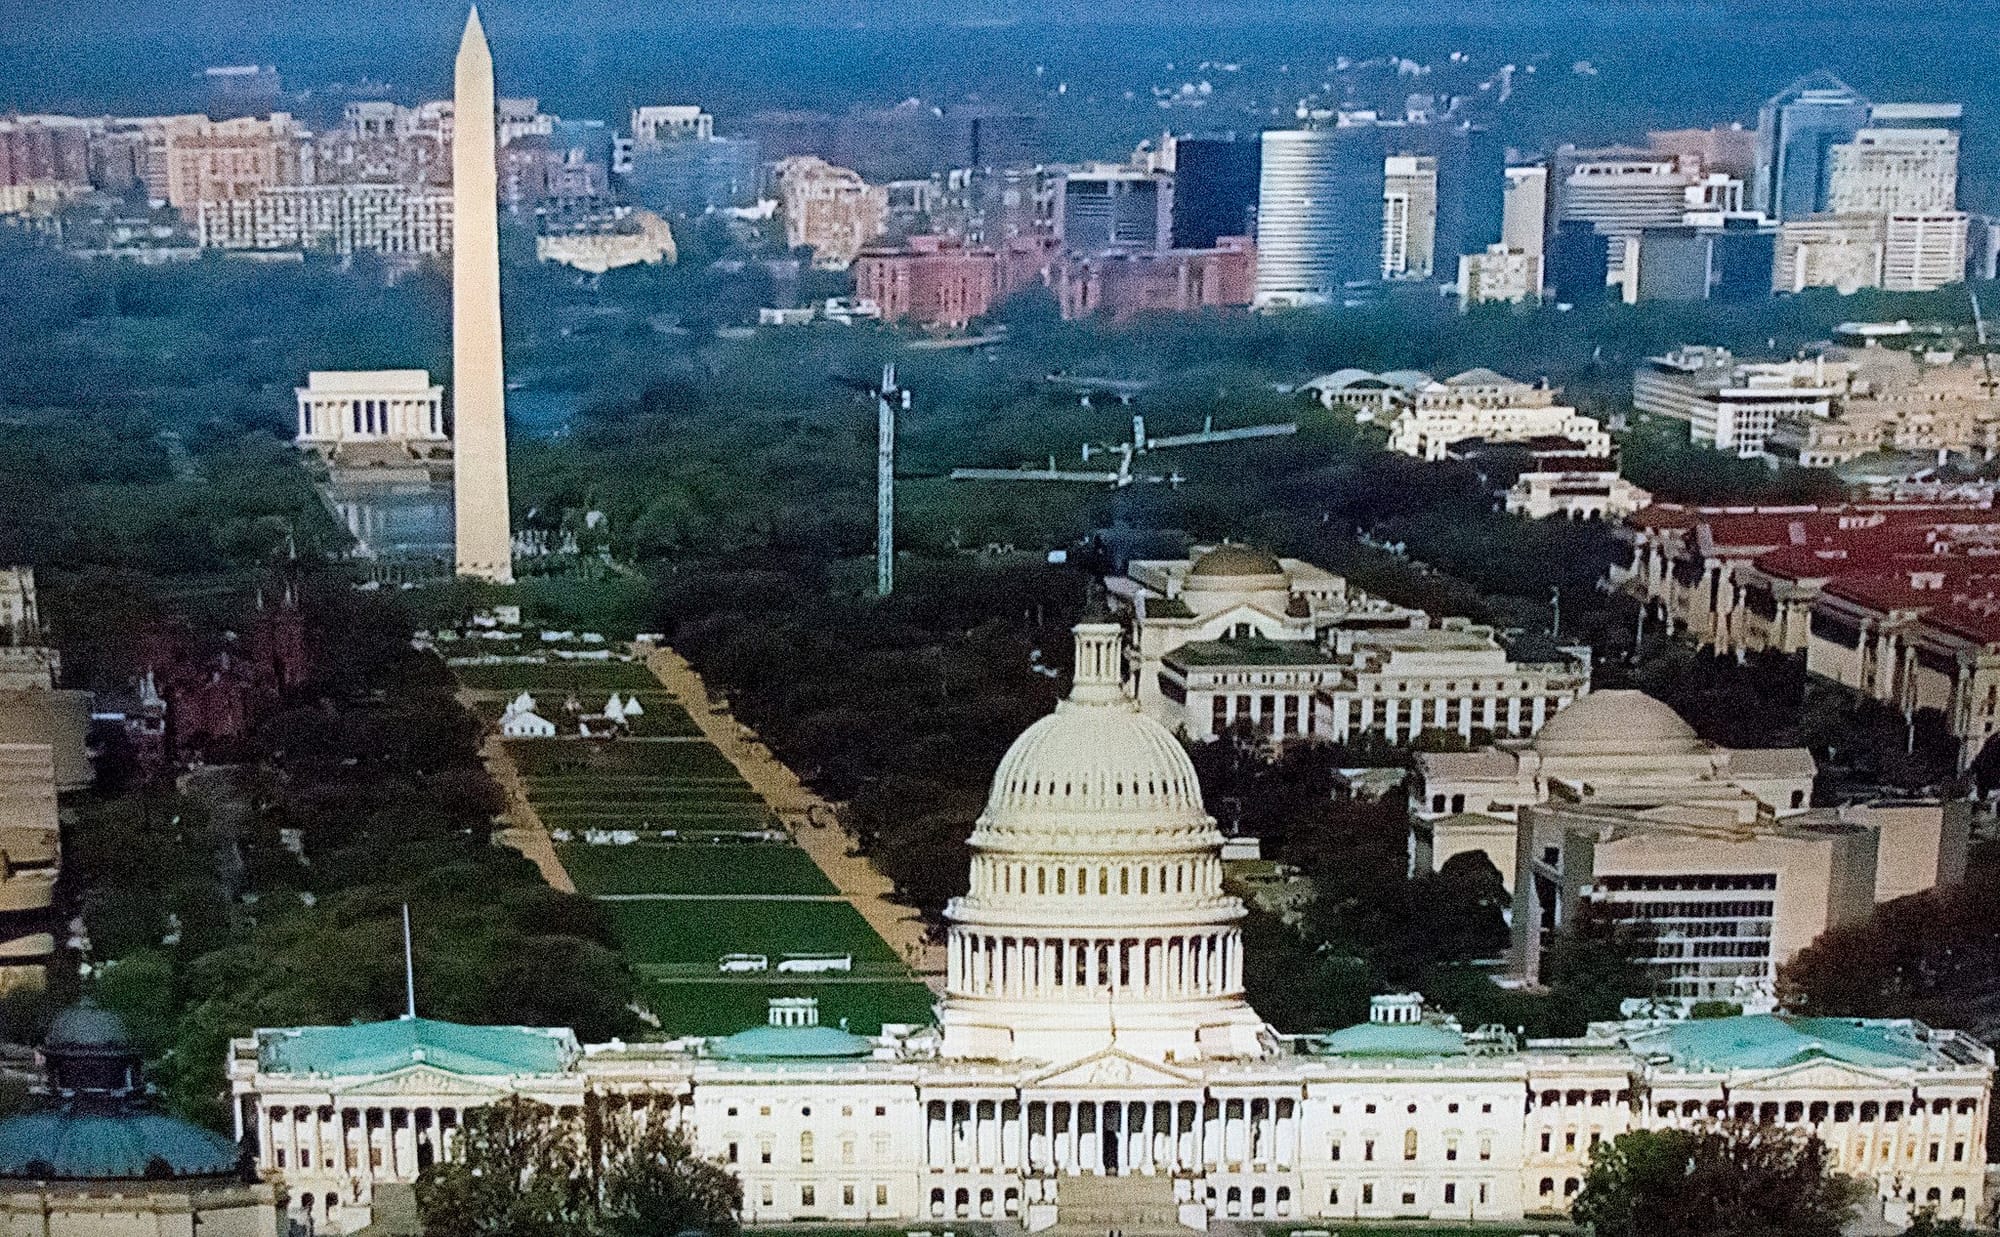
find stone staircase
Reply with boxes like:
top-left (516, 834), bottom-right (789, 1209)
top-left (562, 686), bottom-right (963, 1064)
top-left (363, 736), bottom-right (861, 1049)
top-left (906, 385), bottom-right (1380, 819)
top-left (1050, 1173), bottom-right (1191, 1236)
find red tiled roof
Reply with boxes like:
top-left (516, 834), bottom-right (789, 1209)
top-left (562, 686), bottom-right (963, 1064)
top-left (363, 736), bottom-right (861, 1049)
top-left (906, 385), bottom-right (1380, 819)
top-left (1922, 597), bottom-right (2000, 647)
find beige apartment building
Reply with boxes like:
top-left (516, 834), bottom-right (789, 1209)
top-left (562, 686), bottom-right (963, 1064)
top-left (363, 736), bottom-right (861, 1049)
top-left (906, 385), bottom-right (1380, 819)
top-left (1770, 346), bottom-right (2000, 468)
top-left (775, 155), bottom-right (888, 269)
top-left (165, 114), bottom-right (303, 214)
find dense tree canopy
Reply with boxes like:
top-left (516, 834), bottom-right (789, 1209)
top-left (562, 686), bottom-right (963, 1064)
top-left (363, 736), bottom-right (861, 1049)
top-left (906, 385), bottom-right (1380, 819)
top-left (1572, 1124), bottom-right (1862, 1237)
top-left (416, 1096), bottom-right (740, 1237)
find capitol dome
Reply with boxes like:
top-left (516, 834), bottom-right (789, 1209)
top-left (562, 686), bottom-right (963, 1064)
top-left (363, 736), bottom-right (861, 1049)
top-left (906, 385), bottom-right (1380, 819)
top-left (939, 621), bottom-right (1270, 1064)
top-left (1531, 690), bottom-right (1704, 757)
top-left (981, 697), bottom-right (1210, 839)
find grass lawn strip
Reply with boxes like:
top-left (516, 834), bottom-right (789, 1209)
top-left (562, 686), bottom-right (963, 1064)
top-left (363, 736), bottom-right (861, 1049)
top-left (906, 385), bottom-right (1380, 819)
top-left (604, 898), bottom-right (900, 967)
top-left (558, 843), bottom-right (837, 896)
top-left (644, 978), bottom-right (937, 1037)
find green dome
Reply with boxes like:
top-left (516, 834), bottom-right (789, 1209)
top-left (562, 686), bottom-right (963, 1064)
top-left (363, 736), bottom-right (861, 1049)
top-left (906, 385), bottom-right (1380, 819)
top-left (44, 1001), bottom-right (134, 1058)
top-left (1189, 544), bottom-right (1282, 578)
top-left (0, 1108), bottom-right (242, 1181)
top-left (710, 1024), bottom-right (875, 1061)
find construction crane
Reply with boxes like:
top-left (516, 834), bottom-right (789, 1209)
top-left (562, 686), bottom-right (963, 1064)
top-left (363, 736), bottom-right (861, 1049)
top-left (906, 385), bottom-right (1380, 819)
top-left (951, 414), bottom-right (1296, 488)
top-left (876, 365), bottom-right (907, 597)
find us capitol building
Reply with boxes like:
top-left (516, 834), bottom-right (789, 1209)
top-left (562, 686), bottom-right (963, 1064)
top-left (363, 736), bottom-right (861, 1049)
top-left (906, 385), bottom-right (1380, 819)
top-left (231, 623), bottom-right (1993, 1234)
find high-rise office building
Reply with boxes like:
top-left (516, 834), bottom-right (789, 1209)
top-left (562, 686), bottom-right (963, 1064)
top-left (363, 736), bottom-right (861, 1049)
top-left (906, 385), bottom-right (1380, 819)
top-left (1425, 122), bottom-right (1505, 270)
top-left (1552, 149), bottom-right (1693, 294)
top-left (1753, 72), bottom-right (1871, 221)
top-left (1056, 165), bottom-right (1171, 252)
top-left (1168, 134), bottom-right (1260, 249)
top-left (1547, 221), bottom-right (1611, 305)
top-left (1633, 216), bottom-right (1778, 303)
top-left (625, 136), bottom-right (760, 215)
top-left (1381, 155), bottom-right (1438, 279)
top-left (1827, 127), bottom-right (1959, 215)
top-left (1254, 124), bottom-right (1387, 307)
top-left (1883, 212), bottom-right (1970, 291)
top-left (1502, 165), bottom-right (1549, 295)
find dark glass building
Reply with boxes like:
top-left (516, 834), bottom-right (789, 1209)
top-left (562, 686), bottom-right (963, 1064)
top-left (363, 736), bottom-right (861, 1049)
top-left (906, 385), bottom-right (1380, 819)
top-left (1171, 134), bottom-right (1261, 249)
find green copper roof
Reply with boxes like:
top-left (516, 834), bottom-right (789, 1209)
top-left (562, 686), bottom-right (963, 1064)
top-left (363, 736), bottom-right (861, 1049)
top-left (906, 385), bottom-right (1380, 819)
top-left (258, 1017), bottom-right (577, 1077)
top-left (1313, 1021), bottom-right (1469, 1059)
top-left (1622, 1015), bottom-right (1936, 1072)
top-left (709, 1024), bottom-right (876, 1061)
top-left (1165, 639), bottom-right (1333, 669)
top-left (0, 1108), bottom-right (241, 1181)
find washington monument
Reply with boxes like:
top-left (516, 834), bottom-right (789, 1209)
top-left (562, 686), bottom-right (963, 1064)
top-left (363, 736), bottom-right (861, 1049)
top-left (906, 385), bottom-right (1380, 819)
top-left (451, 7), bottom-right (514, 584)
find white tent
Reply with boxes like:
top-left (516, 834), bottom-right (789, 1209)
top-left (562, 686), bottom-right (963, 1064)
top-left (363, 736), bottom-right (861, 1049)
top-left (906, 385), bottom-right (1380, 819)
top-left (502, 691), bottom-right (538, 720)
top-left (621, 695), bottom-right (645, 716)
top-left (603, 692), bottom-right (628, 722)
top-left (500, 709), bottom-right (557, 739)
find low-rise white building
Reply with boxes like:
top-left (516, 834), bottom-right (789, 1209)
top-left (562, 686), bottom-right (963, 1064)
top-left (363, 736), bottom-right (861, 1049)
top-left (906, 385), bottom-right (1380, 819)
top-left (295, 370), bottom-right (447, 451)
top-left (1114, 546), bottom-right (1588, 745)
top-left (1387, 370), bottom-right (1610, 461)
top-left (1298, 369), bottom-right (1432, 422)
top-left (1504, 466), bottom-right (1652, 521)
top-left (1632, 347), bottom-right (1841, 458)
top-left (228, 626), bottom-right (1992, 1234)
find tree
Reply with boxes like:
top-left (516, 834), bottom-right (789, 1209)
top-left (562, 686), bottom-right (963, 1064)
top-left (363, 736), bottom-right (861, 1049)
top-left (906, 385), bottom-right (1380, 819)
top-left (1572, 1124), bottom-right (1863, 1237)
top-left (416, 1097), bottom-right (591, 1237)
top-left (1902, 1211), bottom-right (1974, 1237)
top-left (416, 1096), bottom-right (741, 1237)
top-left (595, 1111), bottom-right (743, 1237)
top-left (1779, 864), bottom-right (2000, 1039)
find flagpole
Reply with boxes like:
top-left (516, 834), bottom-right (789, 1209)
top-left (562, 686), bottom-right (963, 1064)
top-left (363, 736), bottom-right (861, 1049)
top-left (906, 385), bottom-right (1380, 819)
top-left (403, 903), bottom-right (417, 1021)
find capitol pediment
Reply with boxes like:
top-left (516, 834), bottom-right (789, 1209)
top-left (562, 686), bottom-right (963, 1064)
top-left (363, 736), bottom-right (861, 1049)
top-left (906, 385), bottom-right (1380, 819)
top-left (1725, 1059), bottom-right (1906, 1093)
top-left (342, 1065), bottom-right (513, 1098)
top-left (1029, 1048), bottom-right (1201, 1090)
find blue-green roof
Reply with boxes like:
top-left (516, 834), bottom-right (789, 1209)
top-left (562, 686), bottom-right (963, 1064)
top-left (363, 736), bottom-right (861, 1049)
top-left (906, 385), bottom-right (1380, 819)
top-left (709, 1024), bottom-right (876, 1061)
top-left (1166, 639), bottom-right (1334, 669)
top-left (1312, 1021), bottom-right (1469, 1059)
top-left (0, 1108), bottom-right (240, 1180)
top-left (258, 1017), bottom-right (576, 1077)
top-left (1623, 1015), bottom-right (1936, 1072)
